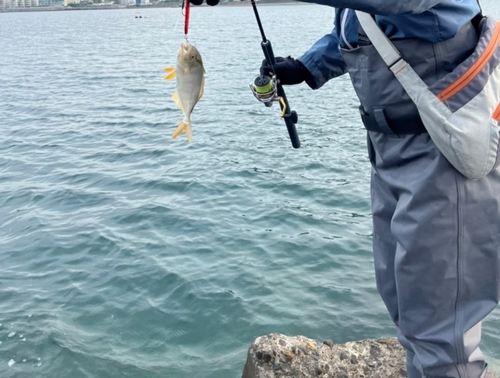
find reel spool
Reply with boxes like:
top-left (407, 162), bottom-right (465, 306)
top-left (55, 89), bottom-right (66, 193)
top-left (250, 75), bottom-right (278, 107)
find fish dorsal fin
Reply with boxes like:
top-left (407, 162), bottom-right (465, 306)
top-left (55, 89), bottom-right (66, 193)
top-left (163, 67), bottom-right (176, 80)
top-left (197, 78), bottom-right (205, 102)
top-left (172, 91), bottom-right (184, 112)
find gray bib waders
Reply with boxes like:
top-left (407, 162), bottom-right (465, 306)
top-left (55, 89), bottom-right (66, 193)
top-left (340, 22), bottom-right (500, 378)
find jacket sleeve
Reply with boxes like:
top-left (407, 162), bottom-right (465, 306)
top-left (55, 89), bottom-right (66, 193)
top-left (296, 0), bottom-right (442, 15)
top-left (298, 29), bottom-right (347, 90)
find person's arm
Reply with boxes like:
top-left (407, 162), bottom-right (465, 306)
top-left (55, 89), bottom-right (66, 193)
top-left (296, 0), bottom-right (442, 15)
top-left (259, 28), bottom-right (346, 90)
top-left (298, 29), bottom-right (346, 90)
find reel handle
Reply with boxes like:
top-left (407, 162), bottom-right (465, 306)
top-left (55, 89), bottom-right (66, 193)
top-left (261, 40), bottom-right (300, 149)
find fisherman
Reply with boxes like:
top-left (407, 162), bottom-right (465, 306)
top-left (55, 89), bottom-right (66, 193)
top-left (192, 0), bottom-right (500, 377)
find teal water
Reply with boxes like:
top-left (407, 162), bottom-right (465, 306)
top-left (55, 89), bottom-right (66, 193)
top-left (1, 2), bottom-right (499, 377)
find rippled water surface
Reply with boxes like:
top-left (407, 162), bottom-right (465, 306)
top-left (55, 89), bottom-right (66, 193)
top-left (1, 1), bottom-right (500, 377)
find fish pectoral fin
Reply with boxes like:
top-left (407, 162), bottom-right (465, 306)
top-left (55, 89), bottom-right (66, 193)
top-left (197, 78), bottom-right (205, 102)
top-left (171, 91), bottom-right (185, 112)
top-left (163, 67), bottom-right (176, 80)
top-left (172, 118), bottom-right (193, 143)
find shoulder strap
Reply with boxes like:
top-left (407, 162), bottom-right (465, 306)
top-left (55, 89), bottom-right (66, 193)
top-left (354, 11), bottom-right (402, 68)
top-left (476, 0), bottom-right (483, 16)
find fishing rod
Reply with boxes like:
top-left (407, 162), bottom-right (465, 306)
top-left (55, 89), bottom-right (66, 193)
top-left (249, 0), bottom-right (300, 149)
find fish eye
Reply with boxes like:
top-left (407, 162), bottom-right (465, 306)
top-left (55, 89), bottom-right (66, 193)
top-left (190, 55), bottom-right (195, 59)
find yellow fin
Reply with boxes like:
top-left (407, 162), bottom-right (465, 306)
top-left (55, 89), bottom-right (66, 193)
top-left (163, 67), bottom-right (176, 80)
top-left (197, 78), bottom-right (205, 101)
top-left (172, 91), bottom-right (184, 112)
top-left (185, 122), bottom-right (193, 143)
top-left (171, 119), bottom-right (192, 143)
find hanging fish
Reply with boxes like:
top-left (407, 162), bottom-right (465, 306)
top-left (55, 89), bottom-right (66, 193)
top-left (164, 42), bottom-right (205, 143)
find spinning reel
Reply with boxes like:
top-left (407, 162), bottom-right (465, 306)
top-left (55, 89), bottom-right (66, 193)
top-left (250, 74), bottom-right (299, 125)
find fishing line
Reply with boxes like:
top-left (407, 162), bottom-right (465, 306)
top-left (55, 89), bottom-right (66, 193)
top-left (167, 1), bottom-right (189, 43)
top-left (166, 3), bottom-right (185, 46)
top-left (172, 11), bottom-right (182, 37)
top-left (168, 1), bottom-right (195, 58)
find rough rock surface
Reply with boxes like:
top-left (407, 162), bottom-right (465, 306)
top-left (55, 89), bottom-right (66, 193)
top-left (241, 334), bottom-right (499, 378)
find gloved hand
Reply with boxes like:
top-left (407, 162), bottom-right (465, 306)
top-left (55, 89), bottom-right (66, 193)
top-left (260, 56), bottom-right (312, 85)
top-left (190, 0), bottom-right (219, 5)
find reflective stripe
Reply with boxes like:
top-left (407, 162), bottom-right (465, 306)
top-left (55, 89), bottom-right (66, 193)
top-left (493, 102), bottom-right (500, 121)
top-left (341, 9), bottom-right (354, 50)
top-left (438, 21), bottom-right (500, 101)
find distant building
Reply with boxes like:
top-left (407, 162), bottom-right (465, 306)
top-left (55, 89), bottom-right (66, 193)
top-left (2, 0), bottom-right (40, 8)
top-left (38, 0), bottom-right (64, 5)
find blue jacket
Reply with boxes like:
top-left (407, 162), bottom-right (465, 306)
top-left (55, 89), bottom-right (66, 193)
top-left (298, 0), bottom-right (481, 89)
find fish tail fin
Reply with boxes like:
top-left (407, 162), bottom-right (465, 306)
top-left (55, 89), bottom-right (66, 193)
top-left (185, 121), bottom-right (193, 143)
top-left (171, 117), bottom-right (193, 143)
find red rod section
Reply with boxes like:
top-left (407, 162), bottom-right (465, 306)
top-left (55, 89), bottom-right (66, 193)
top-left (184, 0), bottom-right (190, 36)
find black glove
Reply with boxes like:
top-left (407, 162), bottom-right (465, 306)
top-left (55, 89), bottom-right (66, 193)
top-left (190, 0), bottom-right (219, 5)
top-left (260, 56), bottom-right (312, 85)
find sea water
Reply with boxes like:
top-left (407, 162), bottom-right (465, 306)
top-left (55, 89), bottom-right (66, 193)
top-left (1, 1), bottom-right (499, 377)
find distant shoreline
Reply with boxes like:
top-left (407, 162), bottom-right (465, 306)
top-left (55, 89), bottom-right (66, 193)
top-left (0, 0), bottom-right (302, 13)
